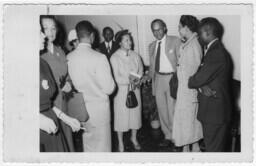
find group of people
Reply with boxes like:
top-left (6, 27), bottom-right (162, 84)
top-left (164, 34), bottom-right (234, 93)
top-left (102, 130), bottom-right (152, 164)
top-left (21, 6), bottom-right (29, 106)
top-left (39, 14), bottom-right (233, 153)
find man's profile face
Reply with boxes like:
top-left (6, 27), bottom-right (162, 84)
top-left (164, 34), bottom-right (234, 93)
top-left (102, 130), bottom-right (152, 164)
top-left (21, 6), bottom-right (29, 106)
top-left (151, 21), bottom-right (166, 40)
top-left (103, 29), bottom-right (114, 42)
top-left (198, 26), bottom-right (210, 45)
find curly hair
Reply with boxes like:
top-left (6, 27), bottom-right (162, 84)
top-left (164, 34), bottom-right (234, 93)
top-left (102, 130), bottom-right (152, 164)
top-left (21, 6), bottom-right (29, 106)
top-left (180, 15), bottom-right (199, 33)
top-left (115, 30), bottom-right (130, 43)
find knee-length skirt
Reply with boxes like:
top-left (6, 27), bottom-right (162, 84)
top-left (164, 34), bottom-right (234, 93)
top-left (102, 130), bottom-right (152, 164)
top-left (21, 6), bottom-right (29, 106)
top-left (114, 85), bottom-right (142, 132)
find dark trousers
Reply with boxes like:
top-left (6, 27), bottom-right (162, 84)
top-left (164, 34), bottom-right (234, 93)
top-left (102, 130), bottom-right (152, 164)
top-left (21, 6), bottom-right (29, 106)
top-left (202, 123), bottom-right (228, 152)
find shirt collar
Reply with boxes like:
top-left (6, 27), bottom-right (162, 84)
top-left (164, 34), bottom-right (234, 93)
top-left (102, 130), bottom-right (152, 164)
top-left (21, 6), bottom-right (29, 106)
top-left (105, 40), bottom-right (112, 45)
top-left (182, 33), bottom-right (197, 48)
top-left (157, 35), bottom-right (166, 44)
top-left (206, 38), bottom-right (218, 50)
top-left (78, 42), bottom-right (91, 48)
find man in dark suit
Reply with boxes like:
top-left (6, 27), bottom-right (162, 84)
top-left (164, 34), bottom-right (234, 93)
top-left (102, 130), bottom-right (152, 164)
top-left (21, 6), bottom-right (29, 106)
top-left (98, 27), bottom-right (118, 60)
top-left (188, 17), bottom-right (233, 152)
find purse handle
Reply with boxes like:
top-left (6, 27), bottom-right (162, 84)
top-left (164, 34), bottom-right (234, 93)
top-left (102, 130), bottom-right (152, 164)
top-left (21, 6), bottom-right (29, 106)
top-left (127, 83), bottom-right (135, 92)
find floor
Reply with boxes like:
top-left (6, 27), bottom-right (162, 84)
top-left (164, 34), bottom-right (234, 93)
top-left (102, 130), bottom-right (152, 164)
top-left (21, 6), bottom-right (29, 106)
top-left (74, 119), bottom-right (194, 152)
top-left (73, 118), bottom-right (240, 152)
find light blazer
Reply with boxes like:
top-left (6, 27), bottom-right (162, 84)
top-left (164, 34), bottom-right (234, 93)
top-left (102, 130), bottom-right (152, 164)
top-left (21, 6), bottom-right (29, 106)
top-left (67, 43), bottom-right (116, 126)
top-left (148, 35), bottom-right (181, 95)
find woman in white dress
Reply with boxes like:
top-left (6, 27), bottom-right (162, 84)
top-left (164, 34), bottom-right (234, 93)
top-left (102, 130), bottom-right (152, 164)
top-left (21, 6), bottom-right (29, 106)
top-left (110, 30), bottom-right (143, 152)
top-left (172, 15), bottom-right (203, 152)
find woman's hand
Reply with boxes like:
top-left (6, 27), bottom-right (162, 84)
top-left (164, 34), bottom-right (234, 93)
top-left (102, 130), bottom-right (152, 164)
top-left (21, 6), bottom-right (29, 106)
top-left (59, 113), bottom-right (81, 132)
top-left (62, 82), bottom-right (72, 93)
top-left (129, 75), bottom-right (135, 84)
top-left (40, 114), bottom-right (58, 134)
top-left (141, 74), bottom-right (151, 84)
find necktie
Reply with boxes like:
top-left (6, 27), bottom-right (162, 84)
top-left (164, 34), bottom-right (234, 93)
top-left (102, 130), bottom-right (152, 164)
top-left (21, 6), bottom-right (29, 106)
top-left (155, 41), bottom-right (161, 72)
top-left (107, 43), bottom-right (110, 53)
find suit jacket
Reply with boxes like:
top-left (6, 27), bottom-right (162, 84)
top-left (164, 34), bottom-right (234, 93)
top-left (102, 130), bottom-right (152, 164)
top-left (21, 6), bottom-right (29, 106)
top-left (188, 40), bottom-right (233, 124)
top-left (67, 43), bottom-right (116, 126)
top-left (98, 41), bottom-right (119, 60)
top-left (148, 35), bottom-right (181, 95)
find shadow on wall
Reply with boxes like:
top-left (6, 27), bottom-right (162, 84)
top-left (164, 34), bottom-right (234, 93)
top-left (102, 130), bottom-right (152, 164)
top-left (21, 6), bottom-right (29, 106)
top-left (92, 27), bottom-right (100, 50)
top-left (53, 18), bottom-right (101, 52)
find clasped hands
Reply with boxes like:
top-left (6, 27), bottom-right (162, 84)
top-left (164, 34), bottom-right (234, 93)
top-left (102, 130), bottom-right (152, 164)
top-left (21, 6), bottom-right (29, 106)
top-left (199, 85), bottom-right (217, 97)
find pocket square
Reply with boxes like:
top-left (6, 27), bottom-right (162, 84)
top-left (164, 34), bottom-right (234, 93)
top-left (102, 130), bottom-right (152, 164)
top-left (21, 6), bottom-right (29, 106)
top-left (169, 49), bottom-right (174, 54)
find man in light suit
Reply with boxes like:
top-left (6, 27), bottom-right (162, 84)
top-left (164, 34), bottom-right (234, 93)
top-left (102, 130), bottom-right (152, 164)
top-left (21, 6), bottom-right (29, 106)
top-left (67, 20), bottom-right (115, 152)
top-left (147, 19), bottom-right (181, 147)
top-left (188, 17), bottom-right (232, 152)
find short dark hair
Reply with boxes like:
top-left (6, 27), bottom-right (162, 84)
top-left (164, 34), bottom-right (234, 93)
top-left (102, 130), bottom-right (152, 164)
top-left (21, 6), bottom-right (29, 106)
top-left (103, 27), bottom-right (114, 35)
top-left (199, 17), bottom-right (224, 39)
top-left (180, 15), bottom-right (199, 33)
top-left (151, 19), bottom-right (167, 33)
top-left (75, 20), bottom-right (94, 40)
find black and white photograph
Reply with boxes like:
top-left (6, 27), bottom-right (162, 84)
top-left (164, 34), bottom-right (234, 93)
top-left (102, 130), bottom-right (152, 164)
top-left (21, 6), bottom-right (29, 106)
top-left (2, 2), bottom-right (254, 164)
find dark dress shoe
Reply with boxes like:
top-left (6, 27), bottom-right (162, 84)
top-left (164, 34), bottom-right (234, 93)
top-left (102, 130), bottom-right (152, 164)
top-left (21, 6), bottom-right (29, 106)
top-left (159, 139), bottom-right (172, 147)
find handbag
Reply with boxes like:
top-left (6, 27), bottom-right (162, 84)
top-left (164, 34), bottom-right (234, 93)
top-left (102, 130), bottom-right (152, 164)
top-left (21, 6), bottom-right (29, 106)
top-left (169, 72), bottom-right (178, 99)
top-left (126, 84), bottom-right (138, 108)
top-left (67, 91), bottom-right (89, 122)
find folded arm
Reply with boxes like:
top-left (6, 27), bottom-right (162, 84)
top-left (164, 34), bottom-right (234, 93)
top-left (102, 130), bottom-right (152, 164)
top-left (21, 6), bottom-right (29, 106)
top-left (188, 52), bottom-right (225, 89)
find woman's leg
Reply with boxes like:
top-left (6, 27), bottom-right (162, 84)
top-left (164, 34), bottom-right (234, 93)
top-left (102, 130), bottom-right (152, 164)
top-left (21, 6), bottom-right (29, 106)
top-left (117, 132), bottom-right (124, 152)
top-left (182, 145), bottom-right (190, 152)
top-left (131, 129), bottom-right (141, 150)
top-left (192, 142), bottom-right (201, 152)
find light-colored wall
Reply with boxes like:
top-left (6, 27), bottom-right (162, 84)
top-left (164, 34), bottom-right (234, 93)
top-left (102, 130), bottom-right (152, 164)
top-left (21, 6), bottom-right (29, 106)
top-left (56, 15), bottom-right (139, 52)
top-left (56, 15), bottom-right (240, 80)
top-left (139, 15), bottom-right (241, 80)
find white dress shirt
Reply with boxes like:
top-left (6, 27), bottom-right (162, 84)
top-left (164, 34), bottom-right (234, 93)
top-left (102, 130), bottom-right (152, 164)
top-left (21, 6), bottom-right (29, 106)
top-left (105, 40), bottom-right (112, 51)
top-left (204, 38), bottom-right (218, 56)
top-left (155, 35), bottom-right (174, 73)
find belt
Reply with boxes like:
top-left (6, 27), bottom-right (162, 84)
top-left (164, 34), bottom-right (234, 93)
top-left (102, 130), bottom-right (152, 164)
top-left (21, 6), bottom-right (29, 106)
top-left (156, 71), bottom-right (174, 75)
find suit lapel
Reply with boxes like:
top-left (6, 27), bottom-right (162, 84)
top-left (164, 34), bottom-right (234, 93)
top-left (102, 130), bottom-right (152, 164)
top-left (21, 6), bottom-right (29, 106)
top-left (165, 36), bottom-right (176, 69)
top-left (204, 40), bottom-right (220, 58)
top-left (150, 41), bottom-right (157, 71)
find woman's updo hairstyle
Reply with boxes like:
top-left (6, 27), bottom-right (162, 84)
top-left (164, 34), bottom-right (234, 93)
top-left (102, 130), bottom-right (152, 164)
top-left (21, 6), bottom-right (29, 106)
top-left (180, 15), bottom-right (199, 33)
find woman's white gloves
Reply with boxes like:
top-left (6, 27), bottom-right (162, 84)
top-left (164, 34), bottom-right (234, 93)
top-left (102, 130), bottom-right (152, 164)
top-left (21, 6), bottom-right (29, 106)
top-left (40, 114), bottom-right (58, 134)
top-left (59, 112), bottom-right (81, 132)
top-left (53, 106), bottom-right (81, 132)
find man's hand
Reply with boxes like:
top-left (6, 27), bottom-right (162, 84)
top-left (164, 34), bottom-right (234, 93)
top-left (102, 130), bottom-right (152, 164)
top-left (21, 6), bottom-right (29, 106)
top-left (200, 85), bottom-right (217, 97)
